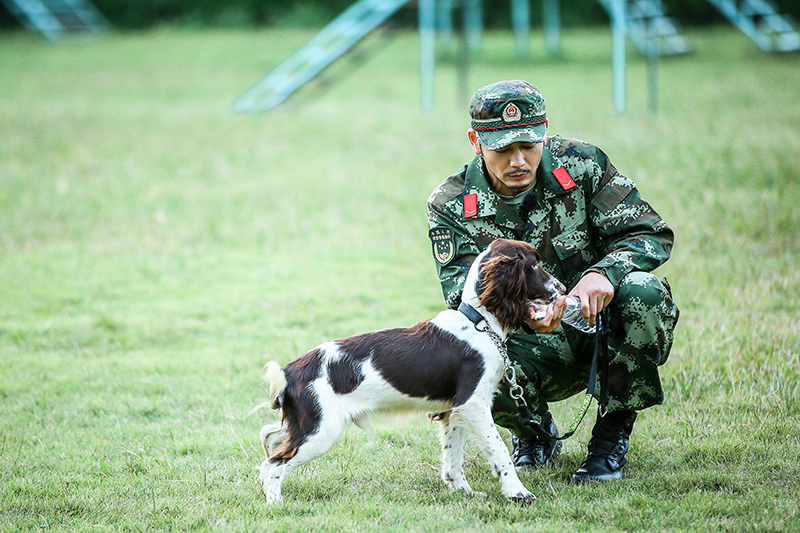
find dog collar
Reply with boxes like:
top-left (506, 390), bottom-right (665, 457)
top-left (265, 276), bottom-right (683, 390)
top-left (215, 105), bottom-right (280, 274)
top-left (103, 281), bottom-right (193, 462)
top-left (458, 301), bottom-right (485, 326)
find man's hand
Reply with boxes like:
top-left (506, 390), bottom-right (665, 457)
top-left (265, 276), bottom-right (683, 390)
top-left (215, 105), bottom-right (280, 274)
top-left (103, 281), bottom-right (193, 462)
top-left (569, 272), bottom-right (614, 328)
top-left (527, 296), bottom-right (567, 333)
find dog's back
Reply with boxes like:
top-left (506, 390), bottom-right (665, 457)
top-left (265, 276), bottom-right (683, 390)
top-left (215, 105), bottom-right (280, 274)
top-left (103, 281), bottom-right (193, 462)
top-left (261, 314), bottom-right (491, 458)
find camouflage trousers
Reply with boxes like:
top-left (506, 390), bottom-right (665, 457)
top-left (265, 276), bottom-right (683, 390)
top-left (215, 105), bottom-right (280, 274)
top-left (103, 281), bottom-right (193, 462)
top-left (492, 272), bottom-right (679, 439)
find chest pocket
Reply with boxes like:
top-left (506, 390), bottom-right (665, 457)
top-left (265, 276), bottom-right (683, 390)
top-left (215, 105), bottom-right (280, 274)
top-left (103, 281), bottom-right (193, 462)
top-left (551, 222), bottom-right (596, 288)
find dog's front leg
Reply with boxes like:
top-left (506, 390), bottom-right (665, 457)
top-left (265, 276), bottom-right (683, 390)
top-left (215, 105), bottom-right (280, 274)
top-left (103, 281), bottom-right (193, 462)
top-left (454, 402), bottom-right (536, 504)
top-left (437, 415), bottom-right (483, 496)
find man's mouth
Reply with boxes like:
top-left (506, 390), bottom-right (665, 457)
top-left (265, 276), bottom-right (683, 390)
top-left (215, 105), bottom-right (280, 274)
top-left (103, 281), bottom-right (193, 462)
top-left (506, 170), bottom-right (530, 180)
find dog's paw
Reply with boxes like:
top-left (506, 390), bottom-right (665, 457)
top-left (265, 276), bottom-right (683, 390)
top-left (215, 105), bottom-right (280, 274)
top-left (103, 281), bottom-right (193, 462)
top-left (264, 491), bottom-right (283, 505)
top-left (259, 477), bottom-right (283, 504)
top-left (509, 492), bottom-right (536, 505)
top-left (258, 461), bottom-right (285, 504)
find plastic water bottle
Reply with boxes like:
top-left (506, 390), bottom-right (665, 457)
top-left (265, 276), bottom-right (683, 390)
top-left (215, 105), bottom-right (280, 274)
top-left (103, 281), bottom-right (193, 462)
top-left (561, 295), bottom-right (596, 333)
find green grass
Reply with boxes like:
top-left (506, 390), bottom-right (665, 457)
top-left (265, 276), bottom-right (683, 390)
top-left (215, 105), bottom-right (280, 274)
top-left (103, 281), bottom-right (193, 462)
top-left (1, 25), bottom-right (799, 532)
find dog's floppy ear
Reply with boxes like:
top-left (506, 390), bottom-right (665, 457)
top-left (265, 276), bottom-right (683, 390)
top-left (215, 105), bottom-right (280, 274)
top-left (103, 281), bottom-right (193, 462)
top-left (478, 253), bottom-right (529, 330)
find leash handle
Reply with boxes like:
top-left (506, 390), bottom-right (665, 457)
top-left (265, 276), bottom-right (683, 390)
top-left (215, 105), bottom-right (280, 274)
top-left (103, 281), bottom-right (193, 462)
top-left (517, 402), bottom-right (534, 427)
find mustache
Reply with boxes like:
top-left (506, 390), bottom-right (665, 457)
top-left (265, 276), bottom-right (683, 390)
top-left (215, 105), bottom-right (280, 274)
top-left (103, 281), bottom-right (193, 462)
top-left (503, 168), bottom-right (532, 177)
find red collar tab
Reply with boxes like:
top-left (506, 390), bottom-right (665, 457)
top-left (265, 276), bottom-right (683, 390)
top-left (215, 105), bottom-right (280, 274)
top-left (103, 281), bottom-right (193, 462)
top-left (464, 193), bottom-right (478, 218)
top-left (552, 166), bottom-right (576, 191)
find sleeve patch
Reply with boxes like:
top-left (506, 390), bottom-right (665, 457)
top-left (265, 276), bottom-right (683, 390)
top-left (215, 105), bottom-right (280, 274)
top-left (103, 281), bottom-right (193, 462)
top-left (429, 226), bottom-right (456, 266)
top-left (591, 174), bottom-right (636, 214)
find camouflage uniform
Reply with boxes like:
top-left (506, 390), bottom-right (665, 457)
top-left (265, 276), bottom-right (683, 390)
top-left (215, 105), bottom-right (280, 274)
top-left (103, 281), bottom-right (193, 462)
top-left (427, 134), bottom-right (680, 439)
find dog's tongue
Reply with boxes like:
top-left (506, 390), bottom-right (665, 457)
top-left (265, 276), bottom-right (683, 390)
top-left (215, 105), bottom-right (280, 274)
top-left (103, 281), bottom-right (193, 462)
top-left (528, 302), bottom-right (548, 321)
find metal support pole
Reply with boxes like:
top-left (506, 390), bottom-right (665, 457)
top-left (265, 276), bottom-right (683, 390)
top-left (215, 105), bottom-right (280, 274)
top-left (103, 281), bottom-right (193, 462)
top-left (456, 1), bottom-right (470, 108)
top-left (543, 0), bottom-right (561, 58)
top-left (419, 0), bottom-right (436, 113)
top-left (511, 0), bottom-right (530, 59)
top-left (436, 0), bottom-right (454, 56)
top-left (463, 0), bottom-right (482, 55)
top-left (611, 0), bottom-right (626, 114)
top-left (646, 19), bottom-right (659, 114)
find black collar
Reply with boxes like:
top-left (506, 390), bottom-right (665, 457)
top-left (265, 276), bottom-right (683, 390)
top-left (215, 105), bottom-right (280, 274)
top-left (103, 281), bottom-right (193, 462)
top-left (458, 301), bottom-right (485, 326)
top-left (461, 301), bottom-right (537, 335)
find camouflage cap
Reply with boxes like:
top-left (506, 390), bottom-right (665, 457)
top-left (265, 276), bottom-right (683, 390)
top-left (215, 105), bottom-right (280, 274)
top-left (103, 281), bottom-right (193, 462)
top-left (469, 80), bottom-right (547, 150)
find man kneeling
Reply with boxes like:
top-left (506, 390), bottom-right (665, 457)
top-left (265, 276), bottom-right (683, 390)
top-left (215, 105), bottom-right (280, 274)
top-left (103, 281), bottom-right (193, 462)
top-left (426, 80), bottom-right (680, 483)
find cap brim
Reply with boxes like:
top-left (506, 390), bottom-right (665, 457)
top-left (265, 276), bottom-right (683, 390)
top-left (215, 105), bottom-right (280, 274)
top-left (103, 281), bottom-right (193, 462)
top-left (475, 123), bottom-right (547, 150)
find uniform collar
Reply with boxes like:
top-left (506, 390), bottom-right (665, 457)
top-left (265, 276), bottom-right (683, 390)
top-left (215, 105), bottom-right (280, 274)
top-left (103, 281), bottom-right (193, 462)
top-left (462, 138), bottom-right (572, 223)
top-left (539, 139), bottom-right (574, 199)
top-left (463, 156), bottom-right (520, 228)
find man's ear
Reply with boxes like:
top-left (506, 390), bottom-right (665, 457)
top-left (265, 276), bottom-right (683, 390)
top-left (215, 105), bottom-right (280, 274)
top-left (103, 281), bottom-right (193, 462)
top-left (467, 129), bottom-right (482, 155)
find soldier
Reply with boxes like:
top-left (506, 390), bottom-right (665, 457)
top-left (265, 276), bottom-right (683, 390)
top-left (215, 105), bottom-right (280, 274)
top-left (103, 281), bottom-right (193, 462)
top-left (426, 80), bottom-right (679, 483)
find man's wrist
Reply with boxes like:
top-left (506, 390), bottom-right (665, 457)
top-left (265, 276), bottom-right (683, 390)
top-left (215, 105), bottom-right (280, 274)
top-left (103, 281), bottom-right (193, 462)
top-left (582, 266), bottom-right (616, 288)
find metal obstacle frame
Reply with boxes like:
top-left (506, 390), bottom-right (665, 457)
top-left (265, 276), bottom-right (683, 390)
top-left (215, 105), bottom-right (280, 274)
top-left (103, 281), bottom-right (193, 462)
top-left (231, 0), bottom-right (799, 114)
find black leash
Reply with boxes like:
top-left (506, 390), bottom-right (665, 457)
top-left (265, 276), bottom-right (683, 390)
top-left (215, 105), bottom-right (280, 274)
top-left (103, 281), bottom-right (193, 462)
top-left (547, 309), bottom-right (611, 440)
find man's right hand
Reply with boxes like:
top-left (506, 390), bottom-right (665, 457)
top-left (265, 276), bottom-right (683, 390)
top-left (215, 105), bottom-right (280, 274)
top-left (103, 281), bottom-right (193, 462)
top-left (526, 296), bottom-right (567, 333)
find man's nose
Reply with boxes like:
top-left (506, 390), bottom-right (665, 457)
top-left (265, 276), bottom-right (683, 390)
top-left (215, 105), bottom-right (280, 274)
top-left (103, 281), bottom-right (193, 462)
top-left (509, 147), bottom-right (525, 167)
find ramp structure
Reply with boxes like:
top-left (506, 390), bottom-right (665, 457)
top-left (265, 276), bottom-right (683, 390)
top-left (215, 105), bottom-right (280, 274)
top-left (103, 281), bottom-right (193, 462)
top-left (706, 0), bottom-right (800, 52)
top-left (232, 0), bottom-right (412, 113)
top-left (596, 0), bottom-right (690, 55)
top-left (1, 0), bottom-right (109, 41)
top-left (232, 0), bottom-right (799, 114)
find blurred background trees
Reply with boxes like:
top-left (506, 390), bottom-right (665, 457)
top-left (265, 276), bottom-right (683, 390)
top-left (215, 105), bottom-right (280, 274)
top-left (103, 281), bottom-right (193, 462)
top-left (1, 0), bottom-right (799, 30)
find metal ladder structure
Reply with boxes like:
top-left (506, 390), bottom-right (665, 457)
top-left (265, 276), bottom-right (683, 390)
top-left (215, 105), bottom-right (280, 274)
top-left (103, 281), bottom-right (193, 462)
top-left (596, 0), bottom-right (691, 55)
top-left (232, 0), bottom-right (412, 113)
top-left (1, 0), bottom-right (109, 41)
top-left (705, 0), bottom-right (800, 52)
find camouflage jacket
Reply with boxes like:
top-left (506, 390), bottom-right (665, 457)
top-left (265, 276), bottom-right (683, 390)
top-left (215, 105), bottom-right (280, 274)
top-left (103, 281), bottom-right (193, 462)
top-left (426, 135), bottom-right (674, 309)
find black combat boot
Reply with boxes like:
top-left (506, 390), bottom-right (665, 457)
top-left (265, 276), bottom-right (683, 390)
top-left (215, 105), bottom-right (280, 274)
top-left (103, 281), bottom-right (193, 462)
top-left (571, 409), bottom-right (637, 484)
top-left (511, 411), bottom-right (562, 470)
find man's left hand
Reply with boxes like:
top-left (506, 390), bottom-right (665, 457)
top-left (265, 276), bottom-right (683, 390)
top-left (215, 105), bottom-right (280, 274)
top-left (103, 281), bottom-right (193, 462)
top-left (569, 272), bottom-right (614, 328)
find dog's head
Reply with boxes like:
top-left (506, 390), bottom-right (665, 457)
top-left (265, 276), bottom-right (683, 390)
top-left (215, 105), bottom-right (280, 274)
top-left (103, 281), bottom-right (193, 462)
top-left (477, 239), bottom-right (564, 331)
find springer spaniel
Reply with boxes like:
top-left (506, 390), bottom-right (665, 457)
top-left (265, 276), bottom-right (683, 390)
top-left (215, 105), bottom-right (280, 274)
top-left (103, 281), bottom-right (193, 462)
top-left (257, 238), bottom-right (561, 504)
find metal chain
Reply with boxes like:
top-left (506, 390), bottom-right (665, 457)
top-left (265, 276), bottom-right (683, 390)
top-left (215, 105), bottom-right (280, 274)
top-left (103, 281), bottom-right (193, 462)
top-left (470, 310), bottom-right (611, 441)
top-left (475, 324), bottom-right (527, 407)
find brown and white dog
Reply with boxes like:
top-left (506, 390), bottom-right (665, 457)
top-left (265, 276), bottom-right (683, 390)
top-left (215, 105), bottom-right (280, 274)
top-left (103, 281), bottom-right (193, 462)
top-left (257, 239), bottom-right (561, 504)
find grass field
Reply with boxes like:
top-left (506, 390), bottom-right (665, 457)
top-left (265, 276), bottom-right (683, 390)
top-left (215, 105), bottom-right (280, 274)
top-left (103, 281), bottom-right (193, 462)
top-left (1, 24), bottom-right (799, 532)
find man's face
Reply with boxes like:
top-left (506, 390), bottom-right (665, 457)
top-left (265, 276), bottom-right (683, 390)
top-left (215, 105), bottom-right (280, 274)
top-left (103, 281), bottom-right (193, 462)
top-left (468, 129), bottom-right (544, 197)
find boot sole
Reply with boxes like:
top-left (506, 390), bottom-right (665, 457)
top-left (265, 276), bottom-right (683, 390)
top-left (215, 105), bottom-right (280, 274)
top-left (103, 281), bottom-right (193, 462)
top-left (570, 468), bottom-right (623, 484)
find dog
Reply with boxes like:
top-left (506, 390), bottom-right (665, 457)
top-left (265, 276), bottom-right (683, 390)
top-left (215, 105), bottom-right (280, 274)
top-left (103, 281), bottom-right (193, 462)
top-left (256, 238), bottom-right (562, 504)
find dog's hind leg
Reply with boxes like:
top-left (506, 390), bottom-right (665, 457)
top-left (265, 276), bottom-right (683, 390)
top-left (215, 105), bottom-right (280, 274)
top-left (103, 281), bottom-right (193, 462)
top-left (259, 423), bottom-right (286, 459)
top-left (437, 414), bottom-right (481, 495)
top-left (259, 460), bottom-right (291, 504)
top-left (258, 414), bottom-right (348, 504)
top-left (453, 401), bottom-right (535, 504)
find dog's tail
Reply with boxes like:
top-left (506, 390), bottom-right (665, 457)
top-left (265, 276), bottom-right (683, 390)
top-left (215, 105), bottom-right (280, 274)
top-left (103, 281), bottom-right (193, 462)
top-left (265, 361), bottom-right (288, 410)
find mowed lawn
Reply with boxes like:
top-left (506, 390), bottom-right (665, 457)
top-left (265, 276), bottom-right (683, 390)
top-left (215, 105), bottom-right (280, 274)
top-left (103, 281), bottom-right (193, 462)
top-left (1, 24), bottom-right (798, 532)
